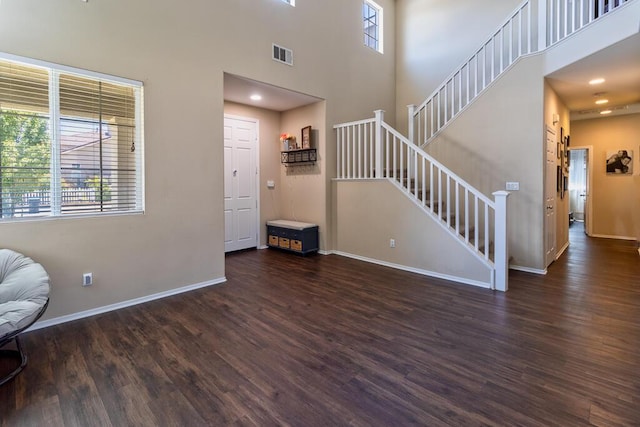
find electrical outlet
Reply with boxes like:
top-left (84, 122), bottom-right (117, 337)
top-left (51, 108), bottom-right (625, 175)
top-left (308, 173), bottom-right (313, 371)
top-left (390, 238), bottom-right (396, 248)
top-left (506, 182), bottom-right (520, 191)
top-left (266, 180), bottom-right (275, 189)
top-left (83, 272), bottom-right (93, 286)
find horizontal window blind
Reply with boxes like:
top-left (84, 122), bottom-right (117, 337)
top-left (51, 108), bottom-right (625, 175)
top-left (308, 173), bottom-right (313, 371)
top-left (0, 55), bottom-right (143, 220)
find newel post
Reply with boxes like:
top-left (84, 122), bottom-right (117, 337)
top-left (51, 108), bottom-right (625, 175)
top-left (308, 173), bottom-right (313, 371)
top-left (407, 104), bottom-right (416, 144)
top-left (374, 110), bottom-right (384, 179)
top-left (492, 191), bottom-right (510, 292)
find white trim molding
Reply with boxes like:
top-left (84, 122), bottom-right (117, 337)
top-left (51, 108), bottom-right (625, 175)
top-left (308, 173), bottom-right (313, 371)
top-left (30, 277), bottom-right (227, 331)
top-left (591, 234), bottom-right (637, 241)
top-left (510, 265), bottom-right (547, 275)
top-left (331, 251), bottom-right (491, 289)
top-left (555, 241), bottom-right (570, 260)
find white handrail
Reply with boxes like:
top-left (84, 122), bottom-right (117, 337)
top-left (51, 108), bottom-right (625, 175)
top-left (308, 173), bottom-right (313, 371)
top-left (409, 0), bottom-right (633, 146)
top-left (381, 122), bottom-right (495, 208)
top-left (335, 112), bottom-right (509, 290)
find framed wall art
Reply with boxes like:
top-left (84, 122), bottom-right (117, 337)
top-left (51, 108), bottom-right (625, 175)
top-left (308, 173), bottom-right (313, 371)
top-left (606, 149), bottom-right (633, 174)
top-left (301, 126), bottom-right (312, 149)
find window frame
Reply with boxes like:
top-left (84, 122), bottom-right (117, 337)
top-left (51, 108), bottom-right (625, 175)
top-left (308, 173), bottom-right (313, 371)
top-left (363, 0), bottom-right (384, 54)
top-left (0, 52), bottom-right (145, 222)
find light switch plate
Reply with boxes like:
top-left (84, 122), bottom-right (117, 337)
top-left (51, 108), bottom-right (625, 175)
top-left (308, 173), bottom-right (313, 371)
top-left (266, 180), bottom-right (275, 189)
top-left (506, 182), bottom-right (520, 191)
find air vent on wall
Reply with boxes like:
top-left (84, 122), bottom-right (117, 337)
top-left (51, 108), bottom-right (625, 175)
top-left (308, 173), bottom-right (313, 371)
top-left (272, 44), bottom-right (293, 66)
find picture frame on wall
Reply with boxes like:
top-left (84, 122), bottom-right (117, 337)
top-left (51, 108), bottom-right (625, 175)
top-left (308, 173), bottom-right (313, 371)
top-left (606, 149), bottom-right (633, 174)
top-left (301, 126), bottom-right (312, 149)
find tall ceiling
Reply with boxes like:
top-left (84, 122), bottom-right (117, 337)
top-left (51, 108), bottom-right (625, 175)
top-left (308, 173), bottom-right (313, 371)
top-left (223, 33), bottom-right (640, 121)
top-left (546, 33), bottom-right (640, 121)
top-left (223, 74), bottom-right (322, 112)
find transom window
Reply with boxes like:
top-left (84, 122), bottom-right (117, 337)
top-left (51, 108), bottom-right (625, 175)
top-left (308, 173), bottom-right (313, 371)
top-left (363, 0), bottom-right (383, 53)
top-left (0, 54), bottom-right (144, 221)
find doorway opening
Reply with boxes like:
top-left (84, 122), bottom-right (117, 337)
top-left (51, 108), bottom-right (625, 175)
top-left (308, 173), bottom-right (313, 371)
top-left (568, 147), bottom-right (591, 237)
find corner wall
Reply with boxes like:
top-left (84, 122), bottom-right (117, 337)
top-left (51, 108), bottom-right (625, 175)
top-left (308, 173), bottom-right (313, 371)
top-left (0, 0), bottom-right (396, 321)
top-left (281, 102), bottom-right (328, 249)
top-left (425, 55), bottom-right (546, 271)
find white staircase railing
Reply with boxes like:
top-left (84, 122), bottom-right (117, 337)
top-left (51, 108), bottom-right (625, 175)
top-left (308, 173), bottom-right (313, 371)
top-left (409, 0), bottom-right (633, 146)
top-left (335, 110), bottom-right (510, 291)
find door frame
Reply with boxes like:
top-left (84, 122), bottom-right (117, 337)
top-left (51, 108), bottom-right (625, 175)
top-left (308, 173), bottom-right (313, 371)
top-left (223, 114), bottom-right (261, 251)
top-left (544, 125), bottom-right (557, 267)
top-left (568, 145), bottom-right (593, 236)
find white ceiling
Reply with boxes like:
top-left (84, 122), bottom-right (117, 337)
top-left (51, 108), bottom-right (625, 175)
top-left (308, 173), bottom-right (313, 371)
top-left (223, 73), bottom-right (322, 112)
top-left (546, 33), bottom-right (640, 120)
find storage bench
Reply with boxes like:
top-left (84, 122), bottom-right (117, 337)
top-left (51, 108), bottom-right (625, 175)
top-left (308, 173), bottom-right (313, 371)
top-left (267, 220), bottom-right (319, 255)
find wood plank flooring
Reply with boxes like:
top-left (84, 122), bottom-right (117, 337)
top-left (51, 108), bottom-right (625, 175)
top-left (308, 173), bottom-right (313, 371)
top-left (1, 223), bottom-right (639, 426)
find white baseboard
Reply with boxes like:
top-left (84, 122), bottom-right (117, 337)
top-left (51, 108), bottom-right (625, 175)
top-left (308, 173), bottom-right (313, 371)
top-left (590, 233), bottom-right (637, 241)
top-left (30, 277), bottom-right (227, 332)
top-left (555, 241), bottom-right (570, 260)
top-left (510, 265), bottom-right (547, 275)
top-left (331, 251), bottom-right (491, 289)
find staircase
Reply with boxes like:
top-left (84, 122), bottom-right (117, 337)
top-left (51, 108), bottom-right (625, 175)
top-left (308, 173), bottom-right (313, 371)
top-left (334, 111), bottom-right (509, 291)
top-left (333, 0), bottom-right (637, 292)
top-left (409, 0), bottom-right (634, 147)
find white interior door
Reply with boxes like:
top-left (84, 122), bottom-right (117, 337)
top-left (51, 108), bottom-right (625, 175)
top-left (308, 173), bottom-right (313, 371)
top-left (545, 126), bottom-right (557, 267)
top-left (224, 116), bottom-right (258, 252)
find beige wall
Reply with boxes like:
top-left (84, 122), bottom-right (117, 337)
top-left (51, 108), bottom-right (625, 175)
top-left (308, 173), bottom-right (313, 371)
top-left (571, 114), bottom-right (640, 239)
top-left (544, 82), bottom-right (571, 257)
top-left (395, 0), bottom-right (523, 134)
top-left (335, 180), bottom-right (492, 286)
top-left (0, 0), bottom-right (396, 320)
top-left (281, 102), bottom-right (328, 249)
top-left (425, 55), bottom-right (546, 271)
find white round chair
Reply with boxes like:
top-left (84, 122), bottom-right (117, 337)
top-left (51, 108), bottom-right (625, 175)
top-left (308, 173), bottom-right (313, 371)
top-left (0, 249), bottom-right (50, 386)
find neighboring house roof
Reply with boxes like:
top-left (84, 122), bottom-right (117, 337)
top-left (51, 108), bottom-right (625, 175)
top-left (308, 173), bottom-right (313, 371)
top-left (60, 129), bottom-right (111, 154)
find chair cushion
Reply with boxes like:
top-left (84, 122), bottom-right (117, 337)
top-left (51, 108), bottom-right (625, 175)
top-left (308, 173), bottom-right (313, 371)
top-left (0, 249), bottom-right (50, 338)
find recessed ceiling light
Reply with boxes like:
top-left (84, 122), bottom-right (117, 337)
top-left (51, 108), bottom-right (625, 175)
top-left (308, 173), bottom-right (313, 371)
top-left (595, 99), bottom-right (609, 105)
top-left (250, 94), bottom-right (262, 101)
top-left (600, 110), bottom-right (612, 115)
top-left (589, 78), bottom-right (605, 85)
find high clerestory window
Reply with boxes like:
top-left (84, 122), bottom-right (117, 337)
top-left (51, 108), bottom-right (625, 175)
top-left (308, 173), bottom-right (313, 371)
top-left (363, 0), bottom-right (383, 53)
top-left (0, 54), bottom-right (144, 220)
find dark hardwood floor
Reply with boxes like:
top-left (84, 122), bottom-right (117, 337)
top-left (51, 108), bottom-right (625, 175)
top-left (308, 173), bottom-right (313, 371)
top-left (1, 224), bottom-right (639, 426)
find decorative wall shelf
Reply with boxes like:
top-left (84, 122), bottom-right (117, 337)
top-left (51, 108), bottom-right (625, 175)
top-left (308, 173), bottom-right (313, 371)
top-left (280, 148), bottom-right (317, 166)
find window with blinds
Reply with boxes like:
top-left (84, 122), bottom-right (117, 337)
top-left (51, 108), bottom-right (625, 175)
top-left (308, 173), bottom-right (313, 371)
top-left (0, 55), bottom-right (143, 220)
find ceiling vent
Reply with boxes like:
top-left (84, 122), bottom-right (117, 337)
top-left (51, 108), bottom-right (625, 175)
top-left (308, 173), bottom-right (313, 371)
top-left (272, 44), bottom-right (293, 66)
